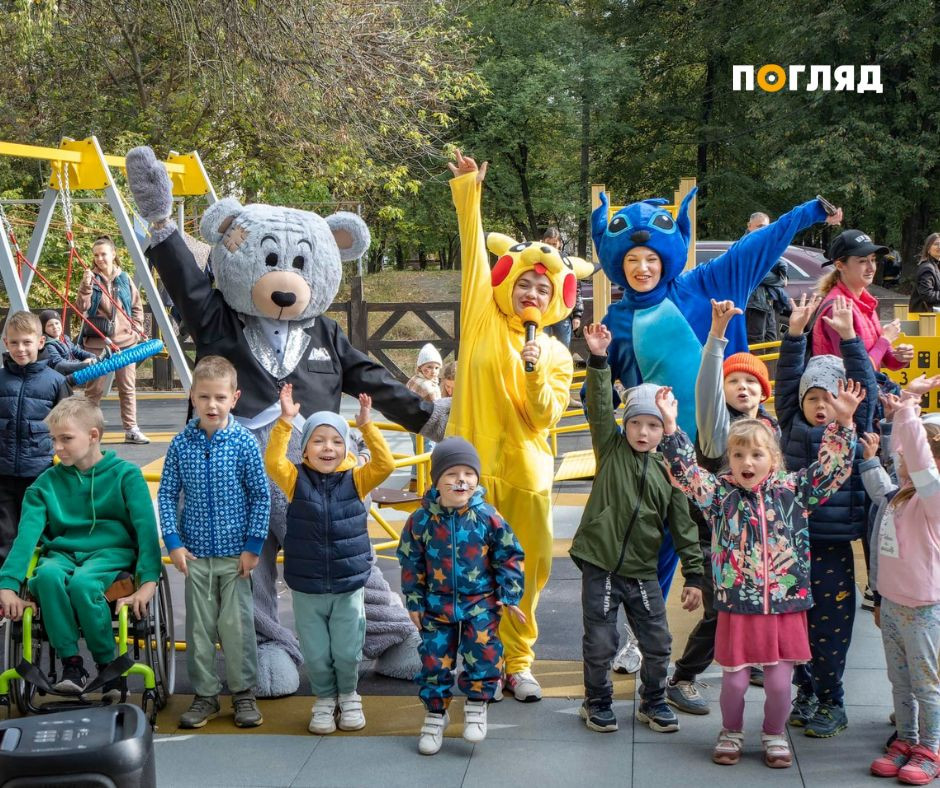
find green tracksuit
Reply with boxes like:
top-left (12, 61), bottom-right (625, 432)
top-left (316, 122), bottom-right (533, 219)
top-left (0, 451), bottom-right (162, 663)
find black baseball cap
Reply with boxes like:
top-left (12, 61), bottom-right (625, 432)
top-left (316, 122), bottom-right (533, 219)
top-left (823, 229), bottom-right (889, 266)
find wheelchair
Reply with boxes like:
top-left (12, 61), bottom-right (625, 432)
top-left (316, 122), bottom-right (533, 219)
top-left (0, 554), bottom-right (175, 727)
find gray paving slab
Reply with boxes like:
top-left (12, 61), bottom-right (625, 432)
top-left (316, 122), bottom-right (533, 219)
top-left (483, 697), bottom-right (635, 742)
top-left (290, 735), bottom-right (473, 788)
top-left (154, 733), bottom-right (320, 787)
top-left (462, 737), bottom-right (633, 788)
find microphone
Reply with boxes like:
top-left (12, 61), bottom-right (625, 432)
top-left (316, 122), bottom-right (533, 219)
top-left (520, 306), bottom-right (542, 372)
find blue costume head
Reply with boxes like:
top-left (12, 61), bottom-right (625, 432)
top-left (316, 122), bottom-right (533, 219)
top-left (591, 188), bottom-right (698, 306)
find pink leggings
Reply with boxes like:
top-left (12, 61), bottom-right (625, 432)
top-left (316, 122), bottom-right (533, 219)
top-left (720, 661), bottom-right (794, 734)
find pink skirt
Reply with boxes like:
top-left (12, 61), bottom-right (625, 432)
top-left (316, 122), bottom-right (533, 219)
top-left (715, 610), bottom-right (811, 671)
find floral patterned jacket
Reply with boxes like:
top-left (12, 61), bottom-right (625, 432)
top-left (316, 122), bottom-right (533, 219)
top-left (661, 422), bottom-right (857, 615)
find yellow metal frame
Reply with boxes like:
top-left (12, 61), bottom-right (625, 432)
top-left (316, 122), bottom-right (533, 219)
top-left (0, 138), bottom-right (207, 196)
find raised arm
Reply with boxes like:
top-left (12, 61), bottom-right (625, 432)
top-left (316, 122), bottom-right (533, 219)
top-left (696, 300), bottom-right (741, 458)
top-left (657, 387), bottom-right (720, 512)
top-left (352, 395), bottom-right (397, 498)
top-left (448, 151), bottom-right (493, 321)
top-left (893, 397), bottom-right (940, 501)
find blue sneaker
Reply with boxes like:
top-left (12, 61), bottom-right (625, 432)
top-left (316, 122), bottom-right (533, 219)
top-left (666, 677), bottom-right (710, 715)
top-left (636, 700), bottom-right (680, 733)
top-left (804, 702), bottom-right (848, 738)
top-left (788, 689), bottom-right (817, 727)
top-left (579, 699), bottom-right (618, 732)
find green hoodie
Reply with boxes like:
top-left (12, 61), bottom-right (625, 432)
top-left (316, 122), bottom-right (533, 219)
top-left (569, 360), bottom-right (704, 585)
top-left (0, 451), bottom-right (162, 590)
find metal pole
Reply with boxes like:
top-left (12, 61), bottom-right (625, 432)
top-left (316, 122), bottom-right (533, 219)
top-left (90, 137), bottom-right (192, 390)
top-left (21, 188), bottom-right (59, 293)
top-left (0, 222), bottom-right (28, 313)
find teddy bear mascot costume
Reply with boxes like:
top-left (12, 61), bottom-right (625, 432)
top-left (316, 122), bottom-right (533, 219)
top-left (447, 151), bottom-right (595, 702)
top-left (591, 190), bottom-right (842, 595)
top-left (126, 147), bottom-right (449, 696)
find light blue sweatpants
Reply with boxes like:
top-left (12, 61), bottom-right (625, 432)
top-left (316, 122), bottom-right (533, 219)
top-left (292, 587), bottom-right (365, 698)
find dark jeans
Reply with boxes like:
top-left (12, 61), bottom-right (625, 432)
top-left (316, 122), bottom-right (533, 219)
top-left (580, 560), bottom-right (671, 704)
top-left (673, 543), bottom-right (716, 682)
top-left (794, 541), bottom-right (856, 706)
top-left (0, 475), bottom-right (35, 562)
top-left (544, 319), bottom-right (572, 348)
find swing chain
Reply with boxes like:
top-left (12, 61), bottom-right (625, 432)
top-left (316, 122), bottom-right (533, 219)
top-left (56, 165), bottom-right (75, 245)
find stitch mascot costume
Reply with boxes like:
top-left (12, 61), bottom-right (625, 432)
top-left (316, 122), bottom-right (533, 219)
top-left (448, 153), bottom-right (594, 695)
top-left (591, 190), bottom-right (840, 590)
top-left (126, 147), bottom-right (449, 696)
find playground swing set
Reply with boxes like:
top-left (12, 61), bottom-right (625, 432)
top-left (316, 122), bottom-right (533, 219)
top-left (0, 136), bottom-right (217, 390)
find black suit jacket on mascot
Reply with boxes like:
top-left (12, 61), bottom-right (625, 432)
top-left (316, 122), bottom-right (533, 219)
top-left (127, 146), bottom-right (445, 697)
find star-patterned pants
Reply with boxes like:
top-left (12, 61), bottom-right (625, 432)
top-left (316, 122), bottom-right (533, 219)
top-left (417, 606), bottom-right (503, 713)
top-left (793, 541), bottom-right (856, 706)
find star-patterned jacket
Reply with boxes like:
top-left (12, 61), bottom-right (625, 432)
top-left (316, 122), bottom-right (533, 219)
top-left (397, 486), bottom-right (524, 622)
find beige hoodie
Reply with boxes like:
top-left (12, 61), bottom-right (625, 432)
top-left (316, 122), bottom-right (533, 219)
top-left (77, 265), bottom-right (144, 350)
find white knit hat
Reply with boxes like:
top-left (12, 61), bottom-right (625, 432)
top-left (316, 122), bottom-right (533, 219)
top-left (416, 343), bottom-right (443, 369)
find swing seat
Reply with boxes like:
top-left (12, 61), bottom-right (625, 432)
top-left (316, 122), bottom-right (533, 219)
top-left (69, 339), bottom-right (165, 386)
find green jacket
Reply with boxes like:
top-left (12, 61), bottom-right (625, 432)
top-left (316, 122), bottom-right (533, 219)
top-left (569, 359), bottom-right (704, 585)
top-left (0, 451), bottom-right (163, 590)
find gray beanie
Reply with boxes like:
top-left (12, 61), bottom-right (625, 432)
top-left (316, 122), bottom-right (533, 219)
top-left (430, 437), bottom-right (481, 486)
top-left (300, 411), bottom-right (349, 458)
top-left (621, 383), bottom-right (663, 423)
top-left (799, 354), bottom-right (845, 404)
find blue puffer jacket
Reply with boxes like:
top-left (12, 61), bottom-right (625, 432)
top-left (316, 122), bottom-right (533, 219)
top-left (158, 416), bottom-right (271, 557)
top-left (776, 333), bottom-right (877, 542)
top-left (0, 354), bottom-right (70, 478)
top-left (44, 336), bottom-right (96, 375)
top-left (284, 465), bottom-right (371, 595)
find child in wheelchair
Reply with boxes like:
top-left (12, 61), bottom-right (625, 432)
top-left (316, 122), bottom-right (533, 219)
top-left (0, 395), bottom-right (162, 699)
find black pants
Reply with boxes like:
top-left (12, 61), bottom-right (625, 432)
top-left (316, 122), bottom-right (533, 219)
top-left (746, 307), bottom-right (778, 345)
top-left (0, 475), bottom-right (35, 562)
top-left (581, 560), bottom-right (671, 704)
top-left (793, 541), bottom-right (856, 706)
top-left (673, 543), bottom-right (716, 682)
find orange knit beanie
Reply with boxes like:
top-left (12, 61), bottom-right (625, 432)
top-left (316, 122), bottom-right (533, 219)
top-left (722, 353), bottom-right (771, 401)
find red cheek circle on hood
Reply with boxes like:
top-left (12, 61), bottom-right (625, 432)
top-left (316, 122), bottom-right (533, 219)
top-left (492, 255), bottom-right (514, 287)
top-left (563, 273), bottom-right (577, 308)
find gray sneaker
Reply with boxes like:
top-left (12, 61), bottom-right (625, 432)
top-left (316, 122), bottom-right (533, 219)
top-left (233, 691), bottom-right (263, 728)
top-left (180, 695), bottom-right (220, 728)
top-left (666, 677), bottom-right (710, 715)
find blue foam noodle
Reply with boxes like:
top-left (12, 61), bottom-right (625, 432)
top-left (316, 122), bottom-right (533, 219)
top-left (71, 339), bottom-right (166, 384)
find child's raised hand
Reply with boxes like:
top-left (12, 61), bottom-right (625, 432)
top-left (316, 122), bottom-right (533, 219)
top-left (447, 149), bottom-right (488, 183)
top-left (905, 374), bottom-right (940, 397)
top-left (655, 386), bottom-right (678, 434)
top-left (821, 294), bottom-right (856, 340)
top-left (583, 323), bottom-right (612, 356)
top-left (859, 431), bottom-right (881, 461)
top-left (356, 393), bottom-right (372, 427)
top-left (278, 383), bottom-right (301, 422)
top-left (788, 293), bottom-right (821, 336)
top-left (681, 587), bottom-right (702, 612)
top-left (169, 546), bottom-right (196, 577)
top-left (829, 378), bottom-right (866, 428)
top-left (709, 299), bottom-right (742, 340)
top-left (880, 391), bottom-right (902, 421)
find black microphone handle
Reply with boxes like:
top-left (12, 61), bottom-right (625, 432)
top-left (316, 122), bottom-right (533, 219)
top-left (525, 322), bottom-right (536, 372)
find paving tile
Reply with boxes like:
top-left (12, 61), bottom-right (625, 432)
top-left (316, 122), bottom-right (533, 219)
top-left (483, 697), bottom-right (635, 742)
top-left (633, 739), bottom-right (803, 787)
top-left (154, 733), bottom-right (318, 787)
top-left (463, 737), bottom-right (632, 788)
top-left (290, 735), bottom-right (471, 788)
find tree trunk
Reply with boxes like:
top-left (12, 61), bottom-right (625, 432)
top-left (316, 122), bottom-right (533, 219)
top-left (418, 248), bottom-right (428, 270)
top-left (509, 143), bottom-right (539, 239)
top-left (696, 55), bottom-right (717, 236)
top-left (578, 70), bottom-right (591, 258)
top-left (395, 244), bottom-right (405, 271)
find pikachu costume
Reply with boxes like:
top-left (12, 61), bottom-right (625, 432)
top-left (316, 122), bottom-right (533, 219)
top-left (449, 171), bottom-right (594, 672)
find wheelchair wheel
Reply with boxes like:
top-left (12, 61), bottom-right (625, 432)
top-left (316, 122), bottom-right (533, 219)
top-left (6, 615), bottom-right (43, 715)
top-left (143, 566), bottom-right (175, 709)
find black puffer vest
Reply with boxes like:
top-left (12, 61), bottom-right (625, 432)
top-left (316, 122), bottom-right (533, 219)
top-left (283, 464), bottom-right (371, 594)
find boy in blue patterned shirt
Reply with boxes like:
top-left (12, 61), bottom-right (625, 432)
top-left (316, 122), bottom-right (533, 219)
top-left (158, 355), bottom-right (270, 729)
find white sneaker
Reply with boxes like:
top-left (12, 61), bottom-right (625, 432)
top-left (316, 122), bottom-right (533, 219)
top-left (308, 697), bottom-right (337, 734)
top-left (612, 635), bottom-right (642, 675)
top-left (418, 711), bottom-right (449, 755)
top-left (463, 701), bottom-right (488, 743)
top-left (124, 427), bottom-right (150, 445)
top-left (505, 669), bottom-right (542, 702)
top-left (337, 691), bottom-right (366, 731)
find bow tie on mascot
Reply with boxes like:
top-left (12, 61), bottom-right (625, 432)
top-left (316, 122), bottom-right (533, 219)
top-left (591, 190), bottom-right (831, 594)
top-left (127, 147), bottom-right (447, 696)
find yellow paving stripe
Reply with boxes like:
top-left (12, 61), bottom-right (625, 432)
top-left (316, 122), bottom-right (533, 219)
top-left (154, 660), bottom-right (636, 735)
